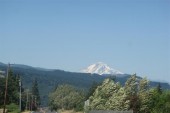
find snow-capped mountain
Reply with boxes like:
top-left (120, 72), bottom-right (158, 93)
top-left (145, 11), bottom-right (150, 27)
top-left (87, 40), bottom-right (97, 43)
top-left (82, 62), bottom-right (124, 75)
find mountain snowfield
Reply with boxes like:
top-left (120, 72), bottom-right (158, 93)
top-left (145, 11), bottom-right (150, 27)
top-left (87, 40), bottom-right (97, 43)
top-left (82, 62), bottom-right (124, 75)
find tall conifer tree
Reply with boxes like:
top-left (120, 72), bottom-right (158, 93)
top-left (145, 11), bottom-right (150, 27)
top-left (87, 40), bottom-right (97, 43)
top-left (32, 78), bottom-right (40, 108)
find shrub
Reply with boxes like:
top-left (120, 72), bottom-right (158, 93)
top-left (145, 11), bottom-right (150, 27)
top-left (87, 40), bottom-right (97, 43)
top-left (6, 103), bottom-right (19, 113)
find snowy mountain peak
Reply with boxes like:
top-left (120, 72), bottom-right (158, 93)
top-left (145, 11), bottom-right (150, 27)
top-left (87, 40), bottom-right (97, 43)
top-left (82, 62), bottom-right (124, 75)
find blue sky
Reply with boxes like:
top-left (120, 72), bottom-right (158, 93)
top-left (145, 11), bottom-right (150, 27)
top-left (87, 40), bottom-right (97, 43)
top-left (0, 0), bottom-right (170, 82)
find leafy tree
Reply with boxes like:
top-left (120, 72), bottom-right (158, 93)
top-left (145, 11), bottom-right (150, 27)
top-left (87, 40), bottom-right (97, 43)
top-left (49, 84), bottom-right (85, 111)
top-left (125, 74), bottom-right (138, 96)
top-left (89, 78), bottom-right (130, 110)
top-left (88, 75), bottom-right (170, 113)
top-left (106, 87), bottom-right (130, 110)
top-left (138, 77), bottom-right (150, 113)
top-left (124, 74), bottom-right (139, 113)
top-left (89, 79), bottom-right (117, 110)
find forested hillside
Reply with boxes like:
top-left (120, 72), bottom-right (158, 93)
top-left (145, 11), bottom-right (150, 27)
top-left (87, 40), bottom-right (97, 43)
top-left (0, 62), bottom-right (170, 106)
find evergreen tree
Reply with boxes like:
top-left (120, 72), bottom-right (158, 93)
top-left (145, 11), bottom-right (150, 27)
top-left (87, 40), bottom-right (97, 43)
top-left (6, 69), bottom-right (20, 104)
top-left (32, 78), bottom-right (40, 109)
top-left (0, 68), bottom-right (26, 112)
top-left (0, 77), bottom-right (5, 106)
top-left (149, 88), bottom-right (170, 113)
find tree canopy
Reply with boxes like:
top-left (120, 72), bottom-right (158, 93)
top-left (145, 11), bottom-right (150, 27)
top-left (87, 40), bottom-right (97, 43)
top-left (88, 75), bottom-right (170, 113)
top-left (49, 84), bottom-right (85, 111)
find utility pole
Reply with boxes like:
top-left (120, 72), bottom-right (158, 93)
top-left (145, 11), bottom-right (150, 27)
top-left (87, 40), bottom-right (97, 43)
top-left (19, 78), bottom-right (21, 112)
top-left (3, 63), bottom-right (10, 113)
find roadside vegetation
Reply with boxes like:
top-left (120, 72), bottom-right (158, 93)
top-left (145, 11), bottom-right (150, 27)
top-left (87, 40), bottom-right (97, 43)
top-left (1, 67), bottom-right (170, 113)
top-left (48, 74), bottom-right (170, 113)
top-left (49, 84), bottom-right (85, 111)
top-left (0, 68), bottom-right (40, 113)
top-left (88, 74), bottom-right (170, 113)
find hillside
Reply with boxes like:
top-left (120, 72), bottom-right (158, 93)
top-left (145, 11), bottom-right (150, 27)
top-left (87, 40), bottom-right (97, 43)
top-left (0, 62), bottom-right (170, 106)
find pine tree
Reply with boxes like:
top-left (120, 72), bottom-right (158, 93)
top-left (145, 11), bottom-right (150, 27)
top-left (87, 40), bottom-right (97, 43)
top-left (32, 78), bottom-right (40, 109)
top-left (0, 77), bottom-right (5, 105)
top-left (0, 67), bottom-right (26, 111)
top-left (7, 69), bottom-right (20, 104)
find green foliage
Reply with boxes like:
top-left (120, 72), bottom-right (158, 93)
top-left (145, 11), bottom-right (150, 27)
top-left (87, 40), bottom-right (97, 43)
top-left (106, 87), bottom-right (130, 110)
top-left (49, 84), bottom-right (85, 111)
top-left (75, 101), bottom-right (84, 111)
top-left (125, 74), bottom-right (138, 96)
top-left (89, 78), bottom-right (130, 110)
top-left (138, 77), bottom-right (150, 113)
top-left (0, 77), bottom-right (5, 106)
top-left (88, 75), bottom-right (170, 113)
top-left (32, 78), bottom-right (41, 106)
top-left (0, 68), bottom-right (27, 112)
top-left (124, 74), bottom-right (139, 112)
top-left (6, 103), bottom-right (19, 113)
top-left (0, 69), bottom-right (21, 106)
top-left (6, 69), bottom-right (20, 104)
top-left (1, 64), bottom-right (170, 107)
top-left (86, 81), bottom-right (102, 100)
top-left (149, 89), bottom-right (170, 113)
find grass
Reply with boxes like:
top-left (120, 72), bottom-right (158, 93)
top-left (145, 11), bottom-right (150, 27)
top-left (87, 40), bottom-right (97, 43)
top-left (58, 110), bottom-right (83, 113)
